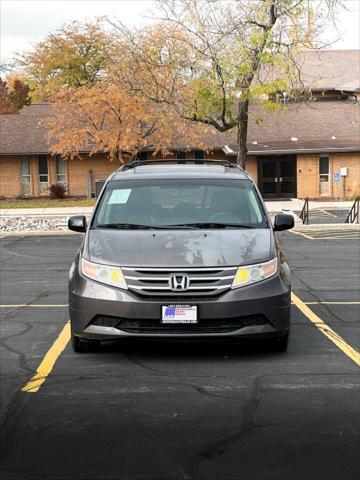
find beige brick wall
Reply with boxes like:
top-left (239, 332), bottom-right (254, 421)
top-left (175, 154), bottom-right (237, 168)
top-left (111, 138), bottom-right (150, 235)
top-left (245, 156), bottom-right (257, 184)
top-left (48, 156), bottom-right (57, 187)
top-left (0, 156), bottom-right (21, 197)
top-left (297, 154), bottom-right (319, 198)
top-left (297, 152), bottom-right (360, 199)
top-left (67, 154), bottom-right (119, 196)
top-left (2, 150), bottom-right (357, 199)
top-left (29, 155), bottom-right (40, 197)
top-left (0, 151), bottom-right (260, 198)
top-left (332, 153), bottom-right (360, 198)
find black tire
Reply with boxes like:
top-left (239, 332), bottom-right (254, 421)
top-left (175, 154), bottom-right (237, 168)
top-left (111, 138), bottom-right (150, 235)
top-left (269, 331), bottom-right (289, 353)
top-left (71, 333), bottom-right (100, 353)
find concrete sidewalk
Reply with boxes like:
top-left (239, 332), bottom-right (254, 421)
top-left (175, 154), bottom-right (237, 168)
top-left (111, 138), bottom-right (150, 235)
top-left (0, 206), bottom-right (94, 217)
top-left (264, 198), bottom-right (353, 213)
top-left (0, 199), bottom-right (353, 217)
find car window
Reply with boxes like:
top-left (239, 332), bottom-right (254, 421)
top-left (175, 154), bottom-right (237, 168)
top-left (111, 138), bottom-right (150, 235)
top-left (94, 179), bottom-right (267, 228)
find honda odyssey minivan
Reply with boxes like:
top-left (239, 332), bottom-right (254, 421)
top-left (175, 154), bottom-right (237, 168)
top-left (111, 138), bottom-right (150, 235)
top-left (68, 160), bottom-right (294, 353)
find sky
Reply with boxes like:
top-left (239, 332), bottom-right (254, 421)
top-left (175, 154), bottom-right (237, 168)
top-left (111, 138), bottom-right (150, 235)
top-left (1, 0), bottom-right (359, 64)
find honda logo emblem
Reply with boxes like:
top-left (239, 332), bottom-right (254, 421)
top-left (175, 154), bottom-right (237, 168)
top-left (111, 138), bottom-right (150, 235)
top-left (169, 273), bottom-right (190, 291)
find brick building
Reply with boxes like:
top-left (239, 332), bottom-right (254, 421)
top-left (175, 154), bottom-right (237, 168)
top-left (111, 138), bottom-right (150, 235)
top-left (1, 50), bottom-right (359, 200)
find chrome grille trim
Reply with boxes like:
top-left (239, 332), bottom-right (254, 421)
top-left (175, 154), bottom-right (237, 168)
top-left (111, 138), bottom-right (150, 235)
top-left (124, 275), bottom-right (234, 281)
top-left (122, 266), bottom-right (237, 297)
top-left (123, 266), bottom-right (237, 272)
top-left (129, 284), bottom-right (233, 291)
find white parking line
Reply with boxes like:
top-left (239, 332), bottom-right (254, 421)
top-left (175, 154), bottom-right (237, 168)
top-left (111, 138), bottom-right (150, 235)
top-left (318, 209), bottom-right (338, 218)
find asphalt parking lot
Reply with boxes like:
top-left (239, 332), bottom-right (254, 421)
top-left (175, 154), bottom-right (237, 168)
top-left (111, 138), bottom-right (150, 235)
top-left (293, 209), bottom-right (349, 224)
top-left (0, 231), bottom-right (359, 480)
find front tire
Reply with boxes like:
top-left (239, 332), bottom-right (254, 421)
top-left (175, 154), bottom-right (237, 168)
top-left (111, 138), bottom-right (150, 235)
top-left (269, 331), bottom-right (289, 352)
top-left (71, 333), bottom-right (100, 353)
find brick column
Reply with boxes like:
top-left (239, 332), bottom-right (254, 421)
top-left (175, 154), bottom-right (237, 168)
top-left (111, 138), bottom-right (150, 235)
top-left (30, 155), bottom-right (40, 197)
top-left (296, 154), bottom-right (319, 198)
top-left (48, 156), bottom-right (57, 188)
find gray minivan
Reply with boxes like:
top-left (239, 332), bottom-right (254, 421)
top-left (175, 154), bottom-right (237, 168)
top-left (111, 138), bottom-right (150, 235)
top-left (68, 160), bottom-right (294, 353)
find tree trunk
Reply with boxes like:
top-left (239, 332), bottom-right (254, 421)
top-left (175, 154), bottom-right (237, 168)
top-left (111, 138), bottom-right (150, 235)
top-left (236, 100), bottom-right (249, 168)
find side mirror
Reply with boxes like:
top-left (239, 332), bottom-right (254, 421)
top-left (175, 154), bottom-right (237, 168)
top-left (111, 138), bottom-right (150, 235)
top-left (68, 215), bottom-right (87, 233)
top-left (273, 213), bottom-right (294, 232)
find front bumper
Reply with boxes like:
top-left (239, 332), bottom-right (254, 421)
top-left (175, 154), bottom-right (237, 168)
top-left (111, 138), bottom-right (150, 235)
top-left (69, 257), bottom-right (291, 340)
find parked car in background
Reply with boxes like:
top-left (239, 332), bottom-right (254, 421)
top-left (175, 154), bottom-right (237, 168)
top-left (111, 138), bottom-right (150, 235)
top-left (68, 160), bottom-right (294, 353)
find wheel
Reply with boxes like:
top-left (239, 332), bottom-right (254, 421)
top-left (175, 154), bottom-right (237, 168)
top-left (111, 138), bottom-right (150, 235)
top-left (269, 331), bottom-right (289, 353)
top-left (71, 333), bottom-right (100, 353)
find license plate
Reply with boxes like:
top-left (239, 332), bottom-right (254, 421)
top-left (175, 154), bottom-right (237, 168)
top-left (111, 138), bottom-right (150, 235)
top-left (161, 305), bottom-right (198, 324)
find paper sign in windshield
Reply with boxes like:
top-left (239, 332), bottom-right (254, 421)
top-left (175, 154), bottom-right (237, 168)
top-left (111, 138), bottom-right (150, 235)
top-left (108, 189), bottom-right (132, 204)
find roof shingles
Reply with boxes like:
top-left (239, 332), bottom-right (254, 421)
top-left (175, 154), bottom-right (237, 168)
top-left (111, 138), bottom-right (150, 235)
top-left (1, 100), bottom-right (359, 156)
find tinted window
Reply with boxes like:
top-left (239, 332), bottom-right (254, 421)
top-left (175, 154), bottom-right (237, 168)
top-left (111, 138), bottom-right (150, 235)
top-left (176, 150), bottom-right (186, 159)
top-left (38, 155), bottom-right (48, 175)
top-left (94, 179), bottom-right (267, 228)
top-left (319, 156), bottom-right (329, 175)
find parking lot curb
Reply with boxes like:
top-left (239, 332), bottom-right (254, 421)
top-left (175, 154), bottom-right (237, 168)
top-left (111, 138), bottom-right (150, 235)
top-left (0, 230), bottom-right (82, 237)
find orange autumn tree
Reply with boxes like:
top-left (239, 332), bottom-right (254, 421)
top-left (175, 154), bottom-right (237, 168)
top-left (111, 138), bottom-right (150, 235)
top-left (0, 77), bottom-right (31, 114)
top-left (46, 82), bottom-right (210, 162)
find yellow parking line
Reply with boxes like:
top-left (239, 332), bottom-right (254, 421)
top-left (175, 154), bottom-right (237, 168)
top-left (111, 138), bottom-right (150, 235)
top-left (0, 304), bottom-right (68, 308)
top-left (291, 292), bottom-right (360, 367)
top-left (21, 321), bottom-right (71, 393)
top-left (16, 296), bottom-right (360, 394)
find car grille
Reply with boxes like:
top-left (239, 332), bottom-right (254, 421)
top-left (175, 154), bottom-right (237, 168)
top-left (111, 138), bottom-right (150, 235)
top-left (122, 266), bottom-right (237, 297)
top-left (91, 315), bottom-right (267, 334)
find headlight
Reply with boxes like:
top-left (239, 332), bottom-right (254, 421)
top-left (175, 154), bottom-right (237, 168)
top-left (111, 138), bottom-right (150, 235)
top-left (232, 257), bottom-right (278, 289)
top-left (81, 258), bottom-right (127, 290)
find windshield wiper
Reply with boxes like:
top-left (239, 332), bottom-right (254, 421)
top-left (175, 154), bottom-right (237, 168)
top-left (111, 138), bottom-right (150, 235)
top-left (96, 223), bottom-right (166, 230)
top-left (168, 222), bottom-right (256, 229)
top-left (96, 222), bottom-right (257, 230)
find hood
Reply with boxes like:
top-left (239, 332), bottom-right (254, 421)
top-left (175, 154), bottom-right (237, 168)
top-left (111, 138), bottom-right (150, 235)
top-left (86, 229), bottom-right (273, 268)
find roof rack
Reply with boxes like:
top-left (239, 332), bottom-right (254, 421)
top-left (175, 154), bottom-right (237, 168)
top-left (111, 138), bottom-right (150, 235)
top-left (121, 159), bottom-right (240, 171)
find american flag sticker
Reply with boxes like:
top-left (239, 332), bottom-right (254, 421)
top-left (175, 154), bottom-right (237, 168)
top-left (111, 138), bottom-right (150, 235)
top-left (162, 305), bottom-right (197, 324)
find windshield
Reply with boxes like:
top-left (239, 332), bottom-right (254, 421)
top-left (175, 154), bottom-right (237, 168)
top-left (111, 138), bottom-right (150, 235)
top-left (93, 179), bottom-right (267, 229)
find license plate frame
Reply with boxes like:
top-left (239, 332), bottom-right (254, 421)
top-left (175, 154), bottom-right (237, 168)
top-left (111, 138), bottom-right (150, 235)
top-left (161, 305), bottom-right (198, 324)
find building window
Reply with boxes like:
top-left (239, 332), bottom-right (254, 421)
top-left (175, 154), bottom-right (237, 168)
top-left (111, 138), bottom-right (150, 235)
top-left (137, 151), bottom-right (147, 161)
top-left (56, 157), bottom-right (67, 185)
top-left (319, 155), bottom-right (330, 195)
top-left (38, 155), bottom-right (49, 183)
top-left (194, 150), bottom-right (204, 163)
top-left (176, 150), bottom-right (186, 163)
top-left (20, 156), bottom-right (31, 195)
top-left (20, 156), bottom-right (30, 183)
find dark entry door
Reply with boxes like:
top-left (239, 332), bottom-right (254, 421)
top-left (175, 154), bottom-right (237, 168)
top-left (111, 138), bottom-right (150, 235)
top-left (258, 155), bottom-right (296, 198)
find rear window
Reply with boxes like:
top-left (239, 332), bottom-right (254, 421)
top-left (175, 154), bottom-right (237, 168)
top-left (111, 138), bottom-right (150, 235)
top-left (94, 179), bottom-right (267, 228)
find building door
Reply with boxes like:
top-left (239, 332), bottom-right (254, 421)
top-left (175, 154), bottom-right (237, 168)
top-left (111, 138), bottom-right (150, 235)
top-left (258, 155), bottom-right (296, 198)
